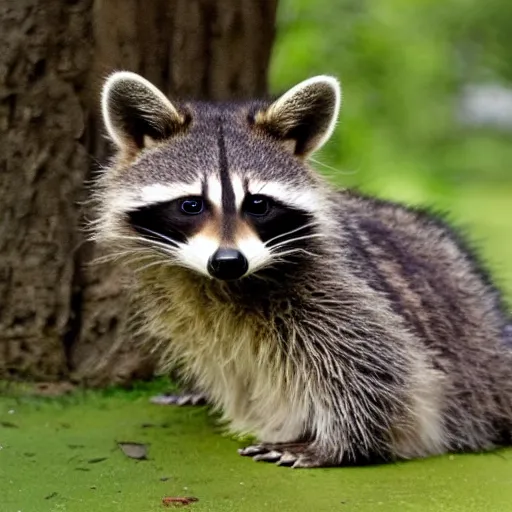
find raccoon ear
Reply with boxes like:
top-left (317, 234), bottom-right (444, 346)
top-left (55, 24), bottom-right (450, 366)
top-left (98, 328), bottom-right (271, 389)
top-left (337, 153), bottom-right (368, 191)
top-left (101, 71), bottom-right (187, 151)
top-left (255, 76), bottom-right (341, 157)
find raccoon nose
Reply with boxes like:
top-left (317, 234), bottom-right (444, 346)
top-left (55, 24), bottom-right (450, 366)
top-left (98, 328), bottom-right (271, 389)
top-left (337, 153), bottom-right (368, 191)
top-left (207, 248), bottom-right (249, 280)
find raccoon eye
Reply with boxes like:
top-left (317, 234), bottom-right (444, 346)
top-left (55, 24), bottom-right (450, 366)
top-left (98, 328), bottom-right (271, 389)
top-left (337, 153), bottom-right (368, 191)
top-left (243, 195), bottom-right (270, 217)
top-left (180, 197), bottom-right (204, 215)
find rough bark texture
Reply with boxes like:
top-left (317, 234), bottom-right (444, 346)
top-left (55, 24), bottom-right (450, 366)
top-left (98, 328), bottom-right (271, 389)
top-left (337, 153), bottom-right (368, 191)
top-left (0, 0), bottom-right (278, 385)
top-left (0, 0), bottom-right (93, 380)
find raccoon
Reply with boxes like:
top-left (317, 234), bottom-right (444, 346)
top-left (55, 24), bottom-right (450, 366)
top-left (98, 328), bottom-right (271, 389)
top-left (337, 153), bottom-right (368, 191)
top-left (92, 70), bottom-right (512, 468)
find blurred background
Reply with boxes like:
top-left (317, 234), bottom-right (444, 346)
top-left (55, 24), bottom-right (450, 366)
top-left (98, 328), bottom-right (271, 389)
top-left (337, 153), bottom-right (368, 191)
top-left (272, 0), bottom-right (512, 296)
top-left (0, 0), bottom-right (511, 386)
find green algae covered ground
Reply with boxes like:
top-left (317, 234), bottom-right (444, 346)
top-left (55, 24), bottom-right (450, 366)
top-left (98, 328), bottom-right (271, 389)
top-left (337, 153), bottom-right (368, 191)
top-left (1, 383), bottom-right (512, 512)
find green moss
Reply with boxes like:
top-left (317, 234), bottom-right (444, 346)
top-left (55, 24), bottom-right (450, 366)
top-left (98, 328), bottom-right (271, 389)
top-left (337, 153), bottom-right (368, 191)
top-left (1, 389), bottom-right (512, 512)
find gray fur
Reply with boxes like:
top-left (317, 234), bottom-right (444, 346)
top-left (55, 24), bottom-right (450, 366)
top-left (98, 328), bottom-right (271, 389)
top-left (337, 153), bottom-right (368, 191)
top-left (93, 72), bottom-right (512, 468)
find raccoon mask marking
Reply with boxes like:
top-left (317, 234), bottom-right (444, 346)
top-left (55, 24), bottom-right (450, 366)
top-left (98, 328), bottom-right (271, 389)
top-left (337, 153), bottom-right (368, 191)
top-left (98, 71), bottom-right (340, 281)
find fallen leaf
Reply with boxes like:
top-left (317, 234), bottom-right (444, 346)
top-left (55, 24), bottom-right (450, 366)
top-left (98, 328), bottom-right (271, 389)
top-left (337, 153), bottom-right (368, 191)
top-left (0, 421), bottom-right (19, 428)
top-left (117, 442), bottom-right (148, 460)
top-left (30, 381), bottom-right (76, 397)
top-left (162, 496), bottom-right (199, 507)
top-left (87, 457), bottom-right (108, 464)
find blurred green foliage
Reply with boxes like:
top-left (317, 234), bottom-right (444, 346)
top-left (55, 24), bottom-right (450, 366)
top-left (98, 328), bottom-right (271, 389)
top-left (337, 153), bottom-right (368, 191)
top-left (270, 0), bottom-right (512, 298)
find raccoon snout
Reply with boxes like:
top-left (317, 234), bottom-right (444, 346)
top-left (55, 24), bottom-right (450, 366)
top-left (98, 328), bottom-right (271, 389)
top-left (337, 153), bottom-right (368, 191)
top-left (207, 248), bottom-right (249, 280)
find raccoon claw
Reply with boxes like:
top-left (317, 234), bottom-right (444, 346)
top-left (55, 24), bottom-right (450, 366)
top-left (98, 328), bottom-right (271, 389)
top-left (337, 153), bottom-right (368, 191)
top-left (239, 442), bottom-right (324, 468)
top-left (253, 450), bottom-right (283, 462)
top-left (238, 444), bottom-right (268, 457)
top-left (290, 454), bottom-right (325, 469)
top-left (275, 452), bottom-right (298, 466)
top-left (176, 393), bottom-right (208, 406)
top-left (150, 391), bottom-right (207, 406)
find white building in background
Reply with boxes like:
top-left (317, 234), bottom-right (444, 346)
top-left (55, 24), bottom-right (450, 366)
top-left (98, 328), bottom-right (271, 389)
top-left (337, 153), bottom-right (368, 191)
top-left (458, 84), bottom-right (512, 130)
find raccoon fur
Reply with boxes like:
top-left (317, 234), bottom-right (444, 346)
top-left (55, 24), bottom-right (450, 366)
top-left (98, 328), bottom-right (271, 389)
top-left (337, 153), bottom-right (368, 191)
top-left (92, 71), bottom-right (512, 468)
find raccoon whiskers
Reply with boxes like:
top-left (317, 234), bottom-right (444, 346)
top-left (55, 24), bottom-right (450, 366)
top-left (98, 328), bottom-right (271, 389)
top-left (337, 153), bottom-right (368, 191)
top-left (171, 259), bottom-right (214, 276)
top-left (102, 233), bottom-right (158, 246)
top-left (309, 156), bottom-right (358, 177)
top-left (107, 231), bottom-right (183, 260)
top-left (131, 225), bottom-right (180, 249)
top-left (114, 248), bottom-right (175, 271)
top-left (263, 222), bottom-right (320, 247)
top-left (271, 247), bottom-right (324, 260)
top-left (89, 248), bottom-right (156, 266)
top-left (267, 233), bottom-right (328, 253)
top-left (133, 258), bottom-right (175, 273)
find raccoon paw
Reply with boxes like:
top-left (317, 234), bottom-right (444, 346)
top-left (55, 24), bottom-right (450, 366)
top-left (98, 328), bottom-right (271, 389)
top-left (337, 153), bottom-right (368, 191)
top-left (238, 442), bottom-right (327, 468)
top-left (150, 391), bottom-right (207, 406)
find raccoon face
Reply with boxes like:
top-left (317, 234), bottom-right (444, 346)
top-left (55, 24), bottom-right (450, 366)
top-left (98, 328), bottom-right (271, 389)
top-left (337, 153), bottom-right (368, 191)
top-left (98, 72), bottom-right (341, 281)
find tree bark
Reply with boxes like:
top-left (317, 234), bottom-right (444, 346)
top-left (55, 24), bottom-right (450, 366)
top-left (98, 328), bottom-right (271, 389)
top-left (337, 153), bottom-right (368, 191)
top-left (0, 0), bottom-right (278, 385)
top-left (0, 0), bottom-right (93, 381)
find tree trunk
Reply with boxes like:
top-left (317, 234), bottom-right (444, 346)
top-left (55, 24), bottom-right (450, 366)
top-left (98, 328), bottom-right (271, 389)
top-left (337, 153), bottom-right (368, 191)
top-left (0, 0), bottom-right (278, 386)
